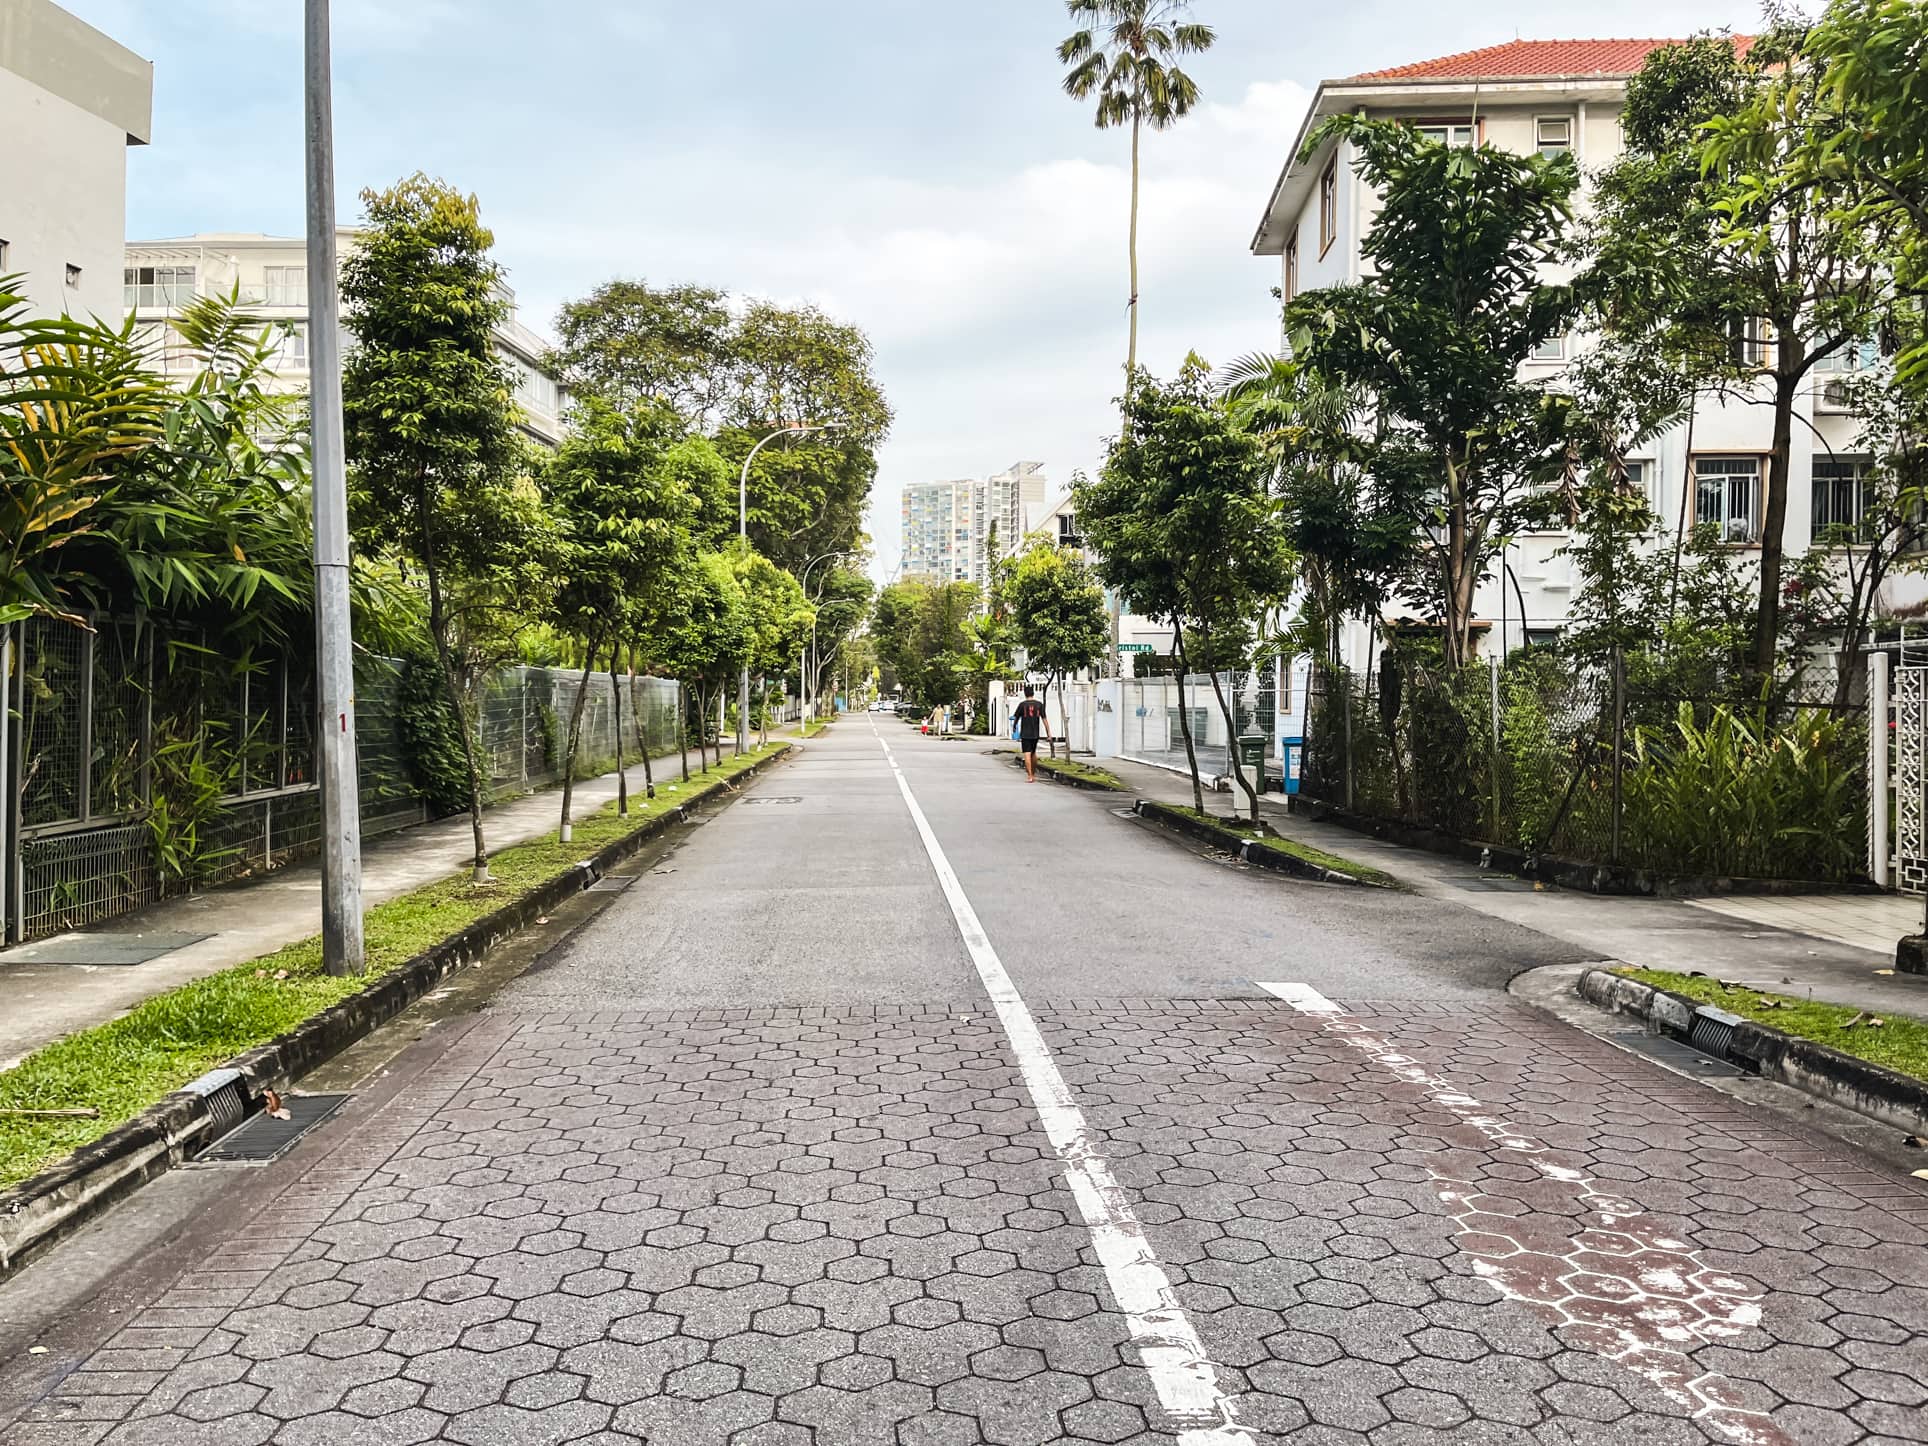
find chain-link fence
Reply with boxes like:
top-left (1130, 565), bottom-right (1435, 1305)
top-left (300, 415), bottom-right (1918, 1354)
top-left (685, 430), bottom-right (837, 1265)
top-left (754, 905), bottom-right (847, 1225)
top-left (1303, 651), bottom-right (1869, 882)
top-left (4, 616), bottom-right (692, 943)
top-left (1118, 670), bottom-right (1278, 785)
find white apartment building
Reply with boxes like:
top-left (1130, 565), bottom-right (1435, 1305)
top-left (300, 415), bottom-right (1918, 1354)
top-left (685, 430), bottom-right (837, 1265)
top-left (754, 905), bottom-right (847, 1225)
top-left (900, 462), bottom-right (1050, 591)
top-left (0, 0), bottom-right (151, 321)
top-left (1250, 37), bottom-right (1896, 663)
top-left (123, 231), bottom-right (569, 446)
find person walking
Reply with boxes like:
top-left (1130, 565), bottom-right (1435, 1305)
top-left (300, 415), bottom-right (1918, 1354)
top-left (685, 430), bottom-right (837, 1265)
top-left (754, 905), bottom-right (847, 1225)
top-left (1012, 685), bottom-right (1047, 782)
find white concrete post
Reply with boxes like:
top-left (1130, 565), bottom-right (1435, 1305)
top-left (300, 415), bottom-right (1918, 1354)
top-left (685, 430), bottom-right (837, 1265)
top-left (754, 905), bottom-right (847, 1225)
top-left (1871, 650), bottom-right (1891, 888)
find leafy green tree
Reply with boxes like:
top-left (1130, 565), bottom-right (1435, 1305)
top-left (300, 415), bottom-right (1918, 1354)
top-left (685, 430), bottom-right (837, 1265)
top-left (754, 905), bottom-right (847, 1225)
top-left (1726, 0), bottom-right (1928, 391)
top-left (1287, 116), bottom-right (1581, 670)
top-left (729, 542), bottom-right (813, 745)
top-left (1594, 33), bottom-right (1893, 672)
top-left (1078, 359), bottom-right (1292, 815)
top-left (659, 551), bottom-right (752, 771)
top-left (546, 397), bottom-right (697, 838)
top-left (343, 173), bottom-right (540, 883)
top-left (549, 279), bottom-right (733, 423)
top-left (1004, 542), bottom-right (1108, 757)
top-left (1057, 0), bottom-right (1215, 372)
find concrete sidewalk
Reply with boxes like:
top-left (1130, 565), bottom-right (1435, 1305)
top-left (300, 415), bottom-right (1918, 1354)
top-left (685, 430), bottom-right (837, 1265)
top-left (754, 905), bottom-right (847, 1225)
top-left (1099, 752), bottom-right (1928, 1021)
top-left (0, 735), bottom-right (775, 1070)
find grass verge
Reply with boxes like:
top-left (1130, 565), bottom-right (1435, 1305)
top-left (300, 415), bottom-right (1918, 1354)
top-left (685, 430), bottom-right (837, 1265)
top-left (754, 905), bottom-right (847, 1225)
top-left (1168, 807), bottom-right (1399, 888)
top-left (801, 719), bottom-right (833, 738)
top-left (1030, 755), bottom-right (1127, 790)
top-left (0, 743), bottom-right (785, 1189)
top-left (1616, 967), bottom-right (1928, 1085)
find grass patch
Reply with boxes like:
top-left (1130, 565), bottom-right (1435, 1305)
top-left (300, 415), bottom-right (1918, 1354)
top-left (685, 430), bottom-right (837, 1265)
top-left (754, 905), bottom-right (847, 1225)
top-left (1617, 968), bottom-right (1928, 1085)
top-left (1031, 755), bottom-right (1127, 790)
top-left (0, 743), bottom-right (786, 1189)
top-left (1165, 806), bottom-right (1399, 887)
top-left (801, 718), bottom-right (833, 738)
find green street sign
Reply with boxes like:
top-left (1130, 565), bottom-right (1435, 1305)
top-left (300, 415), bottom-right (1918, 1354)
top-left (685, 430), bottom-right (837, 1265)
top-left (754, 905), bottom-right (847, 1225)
top-left (1117, 643), bottom-right (1153, 653)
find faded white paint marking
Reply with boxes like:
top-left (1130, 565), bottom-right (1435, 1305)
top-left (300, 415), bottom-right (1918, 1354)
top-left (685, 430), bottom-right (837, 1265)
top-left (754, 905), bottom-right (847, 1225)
top-left (1252, 980), bottom-right (1341, 1013)
top-left (1258, 983), bottom-right (1788, 1446)
top-left (872, 721), bottom-right (1252, 1445)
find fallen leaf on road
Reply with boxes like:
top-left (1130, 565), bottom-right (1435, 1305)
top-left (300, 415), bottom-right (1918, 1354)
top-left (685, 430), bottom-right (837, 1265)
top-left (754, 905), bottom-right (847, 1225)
top-left (1875, 969), bottom-right (1896, 976)
top-left (263, 1089), bottom-right (292, 1122)
top-left (28, 1346), bottom-right (46, 1355)
top-left (1913, 1169), bottom-right (1928, 1180)
top-left (535, 916), bottom-right (550, 925)
top-left (1904, 1135), bottom-right (1923, 1149)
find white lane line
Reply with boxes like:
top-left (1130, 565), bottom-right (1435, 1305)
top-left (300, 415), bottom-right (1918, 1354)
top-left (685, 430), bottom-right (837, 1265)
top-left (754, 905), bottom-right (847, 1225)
top-left (872, 721), bottom-right (1253, 1445)
top-left (1252, 981), bottom-right (1788, 1446)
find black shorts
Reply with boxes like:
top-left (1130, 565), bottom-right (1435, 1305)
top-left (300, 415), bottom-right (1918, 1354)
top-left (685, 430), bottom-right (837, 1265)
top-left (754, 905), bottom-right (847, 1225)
top-left (1020, 737), bottom-right (1039, 754)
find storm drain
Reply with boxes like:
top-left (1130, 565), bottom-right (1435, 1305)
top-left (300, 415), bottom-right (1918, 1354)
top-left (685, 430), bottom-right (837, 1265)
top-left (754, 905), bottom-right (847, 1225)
top-left (1688, 1005), bottom-right (1745, 1063)
top-left (585, 875), bottom-right (634, 893)
top-left (741, 797), bottom-right (803, 806)
top-left (1611, 1029), bottom-right (1744, 1079)
top-left (197, 1094), bottom-right (350, 1164)
top-left (180, 1067), bottom-right (249, 1137)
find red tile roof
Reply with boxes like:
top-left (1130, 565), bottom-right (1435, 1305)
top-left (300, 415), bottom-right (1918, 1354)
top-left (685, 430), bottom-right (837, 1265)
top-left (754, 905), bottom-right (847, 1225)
top-left (1349, 37), bottom-right (1747, 82)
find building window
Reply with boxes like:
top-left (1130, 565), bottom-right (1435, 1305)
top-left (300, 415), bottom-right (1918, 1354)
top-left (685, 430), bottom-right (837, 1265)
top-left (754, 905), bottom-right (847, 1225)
top-left (1528, 334), bottom-right (1565, 362)
top-left (1695, 456), bottom-right (1763, 543)
top-left (1623, 459), bottom-right (1650, 500)
top-left (1815, 336), bottom-right (1879, 374)
top-left (275, 323), bottom-right (308, 368)
top-left (1726, 315), bottom-right (1770, 368)
top-left (1319, 158), bottom-right (1338, 255)
top-left (1413, 119), bottom-right (1476, 147)
top-left (0, 239), bottom-right (9, 268)
top-left (65, 263), bottom-right (82, 289)
top-left (1536, 117), bottom-right (1572, 159)
top-left (1812, 457), bottom-right (1874, 543)
top-left (1283, 233), bottom-right (1299, 302)
top-left (263, 265), bottom-right (307, 307)
top-left (123, 265), bottom-right (197, 309)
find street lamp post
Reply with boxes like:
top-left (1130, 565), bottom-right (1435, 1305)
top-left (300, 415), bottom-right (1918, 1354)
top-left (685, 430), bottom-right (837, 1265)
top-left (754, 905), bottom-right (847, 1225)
top-left (304, 0), bottom-right (364, 976)
top-left (738, 422), bottom-right (843, 754)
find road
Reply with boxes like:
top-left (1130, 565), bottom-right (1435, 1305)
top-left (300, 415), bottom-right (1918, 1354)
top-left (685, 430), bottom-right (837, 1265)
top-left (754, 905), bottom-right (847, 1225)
top-left (3, 722), bottom-right (1925, 1445)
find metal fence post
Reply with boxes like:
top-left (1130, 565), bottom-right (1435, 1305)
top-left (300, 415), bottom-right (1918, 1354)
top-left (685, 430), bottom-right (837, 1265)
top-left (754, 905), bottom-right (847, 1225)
top-left (77, 620), bottom-right (96, 824)
top-left (1342, 667), bottom-right (1355, 811)
top-left (520, 667), bottom-right (530, 790)
top-left (1871, 650), bottom-right (1892, 888)
top-left (1610, 646), bottom-right (1626, 866)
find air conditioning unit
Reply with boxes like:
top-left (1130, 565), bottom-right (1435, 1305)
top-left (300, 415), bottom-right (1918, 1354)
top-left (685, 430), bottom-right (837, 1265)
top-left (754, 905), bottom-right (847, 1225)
top-left (1816, 378), bottom-right (1855, 414)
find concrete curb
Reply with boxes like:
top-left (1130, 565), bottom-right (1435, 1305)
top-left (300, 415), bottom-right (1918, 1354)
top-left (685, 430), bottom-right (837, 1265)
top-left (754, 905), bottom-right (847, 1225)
top-left (1005, 755), bottom-right (1127, 792)
top-left (0, 746), bottom-right (792, 1281)
top-left (1576, 967), bottom-right (1928, 1136)
top-left (1133, 799), bottom-right (1379, 887)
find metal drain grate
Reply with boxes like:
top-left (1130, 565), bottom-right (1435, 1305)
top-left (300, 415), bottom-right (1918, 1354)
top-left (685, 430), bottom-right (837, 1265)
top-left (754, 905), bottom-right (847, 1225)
top-left (7, 931), bottom-right (212, 966)
top-left (585, 876), bottom-right (634, 893)
top-left (1687, 1005), bottom-right (1745, 1063)
top-left (1611, 1030), bottom-right (1745, 1079)
top-left (197, 1094), bottom-right (350, 1164)
top-left (741, 797), bottom-right (803, 806)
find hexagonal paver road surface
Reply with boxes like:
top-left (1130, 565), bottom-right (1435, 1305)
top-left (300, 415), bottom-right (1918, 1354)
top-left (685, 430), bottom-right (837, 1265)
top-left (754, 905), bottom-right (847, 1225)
top-left (3, 726), bottom-right (1925, 1445)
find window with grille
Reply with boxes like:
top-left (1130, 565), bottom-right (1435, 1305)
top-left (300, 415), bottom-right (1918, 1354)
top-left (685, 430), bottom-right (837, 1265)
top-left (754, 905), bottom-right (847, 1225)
top-left (123, 264), bottom-right (197, 309)
top-left (1319, 159), bottom-right (1338, 254)
top-left (1413, 119), bottom-right (1476, 147)
top-left (1695, 456), bottom-right (1762, 543)
top-left (1811, 458), bottom-right (1874, 543)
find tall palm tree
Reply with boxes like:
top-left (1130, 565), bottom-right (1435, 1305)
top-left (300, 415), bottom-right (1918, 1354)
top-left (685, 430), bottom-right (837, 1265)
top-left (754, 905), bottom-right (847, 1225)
top-left (1057, 0), bottom-right (1215, 373)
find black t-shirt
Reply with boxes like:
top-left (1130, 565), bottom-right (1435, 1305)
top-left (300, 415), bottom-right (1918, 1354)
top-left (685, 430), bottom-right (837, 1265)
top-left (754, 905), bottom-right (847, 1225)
top-left (1014, 699), bottom-right (1045, 739)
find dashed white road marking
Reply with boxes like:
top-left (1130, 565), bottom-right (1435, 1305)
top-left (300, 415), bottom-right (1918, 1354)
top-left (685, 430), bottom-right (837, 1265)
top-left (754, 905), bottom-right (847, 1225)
top-left (874, 721), bottom-right (1253, 1445)
top-left (1253, 981), bottom-right (1789, 1446)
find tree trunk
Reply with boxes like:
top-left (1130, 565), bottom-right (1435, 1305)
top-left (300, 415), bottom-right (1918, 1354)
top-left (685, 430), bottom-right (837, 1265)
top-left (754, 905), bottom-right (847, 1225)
top-left (678, 681), bottom-right (690, 782)
top-left (1126, 111), bottom-right (1141, 375)
top-left (759, 675), bottom-right (769, 750)
top-left (1753, 372), bottom-right (1797, 675)
top-left (610, 651), bottom-right (627, 817)
top-left (640, 655), bottom-right (663, 805)
top-left (420, 521), bottom-right (490, 883)
top-left (1205, 659), bottom-right (1258, 825)
top-left (558, 642), bottom-right (599, 843)
top-left (1171, 620), bottom-right (1205, 814)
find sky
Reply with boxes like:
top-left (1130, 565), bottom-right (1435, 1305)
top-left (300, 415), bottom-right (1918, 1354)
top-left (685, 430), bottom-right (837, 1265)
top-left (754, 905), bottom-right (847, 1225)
top-left (67, 0), bottom-right (1753, 580)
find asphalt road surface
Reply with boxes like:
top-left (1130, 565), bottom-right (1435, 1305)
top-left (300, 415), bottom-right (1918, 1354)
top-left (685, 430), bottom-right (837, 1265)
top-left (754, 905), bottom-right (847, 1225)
top-left (4, 723), bottom-right (1925, 1445)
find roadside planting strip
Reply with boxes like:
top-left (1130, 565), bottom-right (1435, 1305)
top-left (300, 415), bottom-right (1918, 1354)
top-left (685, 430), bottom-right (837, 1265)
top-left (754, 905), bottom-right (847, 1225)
top-left (1255, 981), bottom-right (1791, 1446)
top-left (872, 720), bottom-right (1254, 1446)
